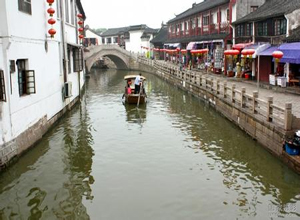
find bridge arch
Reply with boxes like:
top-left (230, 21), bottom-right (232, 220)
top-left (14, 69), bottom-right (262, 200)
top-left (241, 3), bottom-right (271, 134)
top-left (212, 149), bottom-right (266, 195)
top-left (84, 45), bottom-right (136, 72)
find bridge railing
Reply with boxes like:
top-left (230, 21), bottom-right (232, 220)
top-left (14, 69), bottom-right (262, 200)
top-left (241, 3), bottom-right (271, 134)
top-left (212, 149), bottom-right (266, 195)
top-left (138, 56), bottom-right (293, 131)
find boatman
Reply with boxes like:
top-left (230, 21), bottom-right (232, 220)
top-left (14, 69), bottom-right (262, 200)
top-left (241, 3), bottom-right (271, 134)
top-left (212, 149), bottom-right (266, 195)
top-left (134, 73), bottom-right (142, 94)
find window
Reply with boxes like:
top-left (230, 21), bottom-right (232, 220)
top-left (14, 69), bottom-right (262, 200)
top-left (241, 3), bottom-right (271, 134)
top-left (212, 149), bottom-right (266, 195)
top-left (246, 23), bottom-right (252, 36)
top-left (198, 17), bottom-right (201, 27)
top-left (236, 25), bottom-right (244, 36)
top-left (203, 16), bottom-right (209, 25)
top-left (73, 47), bottom-right (83, 72)
top-left (17, 59), bottom-right (36, 96)
top-left (18, 0), bottom-right (32, 15)
top-left (106, 38), bottom-right (112, 44)
top-left (250, 6), bottom-right (258, 12)
top-left (257, 22), bottom-right (268, 36)
top-left (70, 0), bottom-right (75, 25)
top-left (274, 19), bottom-right (286, 35)
top-left (113, 37), bottom-right (118, 43)
top-left (65, 0), bottom-right (69, 23)
top-left (0, 70), bottom-right (6, 102)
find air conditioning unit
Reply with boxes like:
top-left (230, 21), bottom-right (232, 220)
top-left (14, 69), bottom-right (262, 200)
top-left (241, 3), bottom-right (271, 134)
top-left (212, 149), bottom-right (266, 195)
top-left (64, 81), bottom-right (72, 98)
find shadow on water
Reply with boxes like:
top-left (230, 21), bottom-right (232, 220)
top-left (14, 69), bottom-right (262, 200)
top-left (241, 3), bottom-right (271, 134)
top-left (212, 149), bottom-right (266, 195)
top-left (163, 80), bottom-right (300, 214)
top-left (123, 103), bottom-right (147, 125)
top-left (0, 97), bottom-right (95, 219)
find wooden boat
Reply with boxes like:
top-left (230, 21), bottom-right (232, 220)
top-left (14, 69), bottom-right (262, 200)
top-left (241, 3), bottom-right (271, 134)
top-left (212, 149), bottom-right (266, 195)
top-left (123, 75), bottom-right (147, 105)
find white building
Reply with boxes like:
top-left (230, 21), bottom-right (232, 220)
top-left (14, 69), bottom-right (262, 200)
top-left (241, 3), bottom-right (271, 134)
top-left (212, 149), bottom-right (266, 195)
top-left (101, 25), bottom-right (158, 53)
top-left (0, 0), bottom-right (86, 167)
top-left (84, 26), bottom-right (102, 46)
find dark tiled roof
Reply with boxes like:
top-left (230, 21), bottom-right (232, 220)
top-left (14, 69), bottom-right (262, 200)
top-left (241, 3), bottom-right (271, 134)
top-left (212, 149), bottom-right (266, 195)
top-left (101, 25), bottom-right (157, 37)
top-left (144, 27), bottom-right (159, 34)
top-left (233, 0), bottom-right (300, 25)
top-left (76, 0), bottom-right (86, 20)
top-left (285, 26), bottom-right (300, 43)
top-left (168, 0), bottom-right (229, 24)
top-left (165, 33), bottom-right (229, 44)
top-left (101, 27), bottom-right (129, 36)
top-left (151, 26), bottom-right (168, 44)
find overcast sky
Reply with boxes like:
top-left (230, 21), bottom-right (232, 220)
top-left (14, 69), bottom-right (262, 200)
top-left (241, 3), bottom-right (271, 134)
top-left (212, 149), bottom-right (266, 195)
top-left (80, 0), bottom-right (203, 29)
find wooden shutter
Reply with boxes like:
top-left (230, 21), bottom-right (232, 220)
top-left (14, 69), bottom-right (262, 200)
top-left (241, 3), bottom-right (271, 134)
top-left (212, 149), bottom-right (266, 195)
top-left (26, 70), bottom-right (36, 94)
top-left (0, 70), bottom-right (6, 102)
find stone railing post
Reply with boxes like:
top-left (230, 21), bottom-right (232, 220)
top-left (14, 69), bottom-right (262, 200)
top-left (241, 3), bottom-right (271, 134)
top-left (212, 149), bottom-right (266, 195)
top-left (241, 87), bottom-right (246, 108)
top-left (284, 103), bottom-right (292, 131)
top-left (216, 80), bottom-right (220, 95)
top-left (210, 78), bottom-right (213, 92)
top-left (200, 75), bottom-right (203, 86)
top-left (266, 96), bottom-right (273, 122)
top-left (253, 91), bottom-right (258, 114)
top-left (231, 84), bottom-right (236, 103)
top-left (223, 82), bottom-right (227, 98)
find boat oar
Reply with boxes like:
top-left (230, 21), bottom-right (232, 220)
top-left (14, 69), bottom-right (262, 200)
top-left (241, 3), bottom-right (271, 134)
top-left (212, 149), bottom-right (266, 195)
top-left (137, 82), bottom-right (142, 107)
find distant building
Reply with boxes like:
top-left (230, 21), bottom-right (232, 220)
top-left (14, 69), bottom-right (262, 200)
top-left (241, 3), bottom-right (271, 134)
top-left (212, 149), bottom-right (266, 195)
top-left (0, 0), bottom-right (86, 167)
top-left (101, 25), bottom-right (158, 53)
top-left (84, 26), bottom-right (102, 47)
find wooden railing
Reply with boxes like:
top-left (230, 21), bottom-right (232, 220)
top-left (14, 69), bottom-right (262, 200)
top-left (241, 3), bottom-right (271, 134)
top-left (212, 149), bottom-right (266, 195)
top-left (138, 56), bottom-right (293, 131)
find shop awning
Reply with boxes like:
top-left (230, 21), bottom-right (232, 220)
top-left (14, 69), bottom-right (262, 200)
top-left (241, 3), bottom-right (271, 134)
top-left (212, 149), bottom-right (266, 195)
top-left (164, 43), bottom-right (180, 48)
top-left (186, 42), bottom-right (196, 50)
top-left (278, 42), bottom-right (300, 64)
top-left (257, 46), bottom-right (278, 56)
top-left (241, 43), bottom-right (270, 58)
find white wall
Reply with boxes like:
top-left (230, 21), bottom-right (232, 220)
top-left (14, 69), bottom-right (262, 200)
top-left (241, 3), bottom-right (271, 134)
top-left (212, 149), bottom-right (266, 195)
top-left (85, 29), bottom-right (102, 45)
top-left (125, 30), bottom-right (144, 53)
top-left (0, 0), bottom-right (84, 144)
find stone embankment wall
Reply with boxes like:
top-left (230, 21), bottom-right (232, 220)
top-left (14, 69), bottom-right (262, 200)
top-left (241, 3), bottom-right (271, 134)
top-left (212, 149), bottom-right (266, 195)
top-left (0, 97), bottom-right (79, 171)
top-left (137, 57), bottom-right (300, 174)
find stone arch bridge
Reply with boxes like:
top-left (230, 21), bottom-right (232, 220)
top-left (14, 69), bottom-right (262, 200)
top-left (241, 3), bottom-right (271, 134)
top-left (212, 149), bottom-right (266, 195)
top-left (84, 45), bottom-right (140, 72)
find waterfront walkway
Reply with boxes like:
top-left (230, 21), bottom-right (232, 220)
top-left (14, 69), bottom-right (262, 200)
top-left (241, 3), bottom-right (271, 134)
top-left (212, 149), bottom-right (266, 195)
top-left (161, 60), bottom-right (300, 119)
top-left (208, 73), bottom-right (300, 119)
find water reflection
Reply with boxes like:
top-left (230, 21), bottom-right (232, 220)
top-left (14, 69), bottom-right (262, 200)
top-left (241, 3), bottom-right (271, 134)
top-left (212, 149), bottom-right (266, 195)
top-left (123, 103), bottom-right (147, 124)
top-left (0, 69), bottom-right (300, 219)
top-left (0, 99), bottom-right (94, 219)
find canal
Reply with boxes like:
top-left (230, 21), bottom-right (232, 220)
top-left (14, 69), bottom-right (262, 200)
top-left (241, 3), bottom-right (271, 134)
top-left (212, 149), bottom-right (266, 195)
top-left (0, 69), bottom-right (300, 219)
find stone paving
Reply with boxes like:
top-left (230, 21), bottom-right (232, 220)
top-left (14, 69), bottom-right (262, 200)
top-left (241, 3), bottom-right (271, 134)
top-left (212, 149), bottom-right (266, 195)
top-left (206, 73), bottom-right (300, 118)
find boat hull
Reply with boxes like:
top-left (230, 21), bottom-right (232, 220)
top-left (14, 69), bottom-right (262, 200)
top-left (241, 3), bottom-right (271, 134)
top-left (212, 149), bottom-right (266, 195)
top-left (125, 94), bottom-right (146, 104)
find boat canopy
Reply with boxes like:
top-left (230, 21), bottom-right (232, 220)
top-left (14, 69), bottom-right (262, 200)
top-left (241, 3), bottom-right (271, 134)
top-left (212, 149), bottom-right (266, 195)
top-left (124, 75), bottom-right (146, 81)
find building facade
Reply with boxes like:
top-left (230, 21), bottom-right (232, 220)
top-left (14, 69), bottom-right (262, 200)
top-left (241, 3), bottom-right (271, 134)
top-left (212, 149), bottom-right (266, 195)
top-left (84, 26), bottom-right (102, 47)
top-left (101, 25), bottom-right (158, 54)
top-left (232, 0), bottom-right (300, 84)
top-left (0, 0), bottom-right (85, 167)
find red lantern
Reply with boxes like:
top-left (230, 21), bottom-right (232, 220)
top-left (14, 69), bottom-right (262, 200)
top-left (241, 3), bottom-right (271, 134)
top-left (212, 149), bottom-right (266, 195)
top-left (48, 18), bottom-right (56, 25)
top-left (272, 51), bottom-right (283, 63)
top-left (79, 34), bottom-right (84, 39)
top-left (78, 20), bottom-right (84, 26)
top-left (47, 7), bottom-right (55, 16)
top-left (242, 49), bottom-right (255, 58)
top-left (48, 28), bottom-right (56, 38)
top-left (77, 14), bottom-right (83, 18)
top-left (47, 0), bottom-right (55, 5)
top-left (224, 49), bottom-right (240, 56)
top-left (78, 27), bottom-right (84, 32)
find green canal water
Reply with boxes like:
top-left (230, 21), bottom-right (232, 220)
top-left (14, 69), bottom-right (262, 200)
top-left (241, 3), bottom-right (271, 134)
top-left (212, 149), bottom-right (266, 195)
top-left (0, 69), bottom-right (300, 219)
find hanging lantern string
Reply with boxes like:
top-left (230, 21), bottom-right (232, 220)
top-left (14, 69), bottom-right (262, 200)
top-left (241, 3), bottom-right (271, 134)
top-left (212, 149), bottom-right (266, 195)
top-left (77, 14), bottom-right (84, 42)
top-left (47, 0), bottom-right (56, 38)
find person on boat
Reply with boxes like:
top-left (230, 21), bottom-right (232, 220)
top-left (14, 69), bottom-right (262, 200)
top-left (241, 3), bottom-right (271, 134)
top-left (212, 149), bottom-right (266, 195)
top-left (134, 73), bottom-right (142, 94)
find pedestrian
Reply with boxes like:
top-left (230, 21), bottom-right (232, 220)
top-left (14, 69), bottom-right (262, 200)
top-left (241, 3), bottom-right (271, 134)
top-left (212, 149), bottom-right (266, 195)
top-left (134, 73), bottom-right (142, 94)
